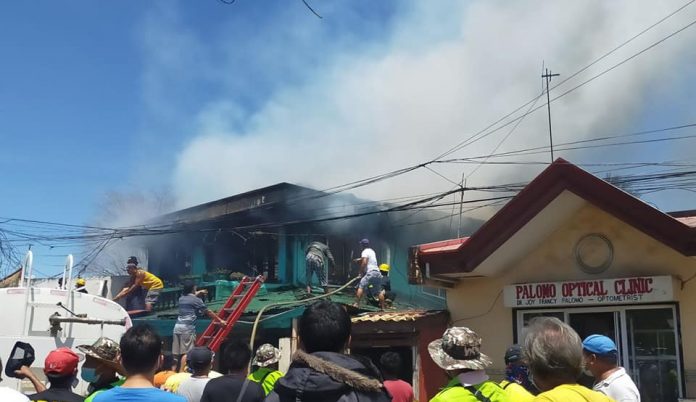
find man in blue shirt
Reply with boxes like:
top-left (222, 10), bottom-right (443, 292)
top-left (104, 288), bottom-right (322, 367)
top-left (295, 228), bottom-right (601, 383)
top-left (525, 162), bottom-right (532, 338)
top-left (94, 325), bottom-right (185, 402)
top-left (173, 281), bottom-right (226, 371)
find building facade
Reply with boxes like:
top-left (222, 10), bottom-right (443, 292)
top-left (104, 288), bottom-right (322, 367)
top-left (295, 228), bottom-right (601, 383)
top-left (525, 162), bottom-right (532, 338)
top-left (125, 182), bottom-right (459, 400)
top-left (410, 160), bottom-right (696, 402)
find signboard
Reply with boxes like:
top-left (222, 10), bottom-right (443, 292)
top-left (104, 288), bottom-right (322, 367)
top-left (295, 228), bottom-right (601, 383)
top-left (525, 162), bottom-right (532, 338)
top-left (504, 276), bottom-right (674, 308)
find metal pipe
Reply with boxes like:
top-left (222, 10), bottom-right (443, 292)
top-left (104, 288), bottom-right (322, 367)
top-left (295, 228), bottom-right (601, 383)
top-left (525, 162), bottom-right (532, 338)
top-left (49, 316), bottom-right (127, 326)
top-left (21, 250), bottom-right (34, 337)
top-left (65, 254), bottom-right (74, 292)
top-left (20, 250), bottom-right (33, 288)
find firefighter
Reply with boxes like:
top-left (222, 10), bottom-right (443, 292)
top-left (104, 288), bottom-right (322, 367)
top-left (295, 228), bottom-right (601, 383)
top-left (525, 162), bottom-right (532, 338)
top-left (75, 278), bottom-right (88, 294)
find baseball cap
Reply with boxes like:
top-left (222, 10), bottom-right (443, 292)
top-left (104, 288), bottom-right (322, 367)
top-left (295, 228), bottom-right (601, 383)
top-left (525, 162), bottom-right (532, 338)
top-left (359, 238), bottom-right (370, 245)
top-left (187, 347), bottom-right (213, 370)
top-left (44, 347), bottom-right (79, 376)
top-left (504, 344), bottom-right (523, 364)
top-left (582, 334), bottom-right (618, 356)
top-left (127, 256), bottom-right (138, 264)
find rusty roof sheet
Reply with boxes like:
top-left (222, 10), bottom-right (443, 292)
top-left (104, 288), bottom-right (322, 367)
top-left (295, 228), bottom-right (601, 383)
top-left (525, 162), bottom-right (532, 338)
top-left (675, 215), bottom-right (696, 228)
top-left (417, 237), bottom-right (470, 255)
top-left (351, 310), bottom-right (434, 323)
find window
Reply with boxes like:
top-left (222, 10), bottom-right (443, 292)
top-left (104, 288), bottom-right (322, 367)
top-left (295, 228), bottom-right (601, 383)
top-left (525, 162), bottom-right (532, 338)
top-left (515, 305), bottom-right (682, 402)
top-left (421, 285), bottom-right (446, 300)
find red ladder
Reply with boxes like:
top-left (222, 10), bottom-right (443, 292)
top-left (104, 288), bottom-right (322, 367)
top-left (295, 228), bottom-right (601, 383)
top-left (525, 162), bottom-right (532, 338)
top-left (196, 275), bottom-right (264, 352)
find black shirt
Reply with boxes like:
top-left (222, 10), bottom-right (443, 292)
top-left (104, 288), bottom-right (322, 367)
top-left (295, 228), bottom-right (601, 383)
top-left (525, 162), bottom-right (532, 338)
top-left (201, 374), bottom-right (265, 402)
top-left (28, 387), bottom-right (85, 402)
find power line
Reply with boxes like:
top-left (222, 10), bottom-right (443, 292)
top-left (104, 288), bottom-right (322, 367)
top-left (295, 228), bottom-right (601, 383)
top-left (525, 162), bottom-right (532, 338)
top-left (433, 0), bottom-right (696, 162)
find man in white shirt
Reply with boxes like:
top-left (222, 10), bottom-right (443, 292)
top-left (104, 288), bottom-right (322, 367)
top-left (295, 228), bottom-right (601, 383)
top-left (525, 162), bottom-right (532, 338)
top-left (175, 347), bottom-right (214, 402)
top-left (0, 357), bottom-right (30, 402)
top-left (583, 334), bottom-right (640, 402)
top-left (353, 238), bottom-right (382, 307)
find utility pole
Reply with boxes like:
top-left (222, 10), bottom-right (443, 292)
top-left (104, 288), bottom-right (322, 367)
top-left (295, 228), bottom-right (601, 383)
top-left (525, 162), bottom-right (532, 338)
top-left (542, 68), bottom-right (559, 163)
top-left (457, 175), bottom-right (466, 238)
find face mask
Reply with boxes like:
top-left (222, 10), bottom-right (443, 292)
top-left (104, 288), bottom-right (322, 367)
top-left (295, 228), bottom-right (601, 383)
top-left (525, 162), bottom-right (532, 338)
top-left (506, 363), bottom-right (535, 392)
top-left (582, 359), bottom-right (594, 377)
top-left (81, 367), bottom-right (101, 384)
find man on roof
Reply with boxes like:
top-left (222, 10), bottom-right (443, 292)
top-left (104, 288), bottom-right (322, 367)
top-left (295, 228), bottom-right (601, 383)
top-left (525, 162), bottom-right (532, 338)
top-left (112, 256), bottom-right (163, 313)
top-left (304, 240), bottom-right (335, 295)
top-left (353, 239), bottom-right (382, 308)
top-left (366, 264), bottom-right (395, 310)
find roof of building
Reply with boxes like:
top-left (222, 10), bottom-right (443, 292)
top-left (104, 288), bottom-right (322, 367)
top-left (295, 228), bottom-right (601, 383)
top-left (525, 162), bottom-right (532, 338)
top-left (413, 158), bottom-right (696, 278)
top-left (144, 285), bottom-right (423, 324)
top-left (669, 210), bottom-right (696, 228)
top-left (351, 310), bottom-right (439, 323)
top-left (417, 238), bottom-right (470, 255)
top-left (156, 183), bottom-right (323, 224)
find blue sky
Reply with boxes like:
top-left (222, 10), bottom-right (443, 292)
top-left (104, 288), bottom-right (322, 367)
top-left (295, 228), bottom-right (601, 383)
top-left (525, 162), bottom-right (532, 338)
top-left (1, 1), bottom-right (696, 275)
top-left (0, 1), bottom-right (400, 224)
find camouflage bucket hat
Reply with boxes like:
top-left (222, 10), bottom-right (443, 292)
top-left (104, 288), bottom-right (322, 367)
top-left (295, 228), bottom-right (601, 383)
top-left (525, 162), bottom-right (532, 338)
top-left (77, 337), bottom-right (120, 366)
top-left (428, 327), bottom-right (492, 371)
top-left (252, 343), bottom-right (281, 367)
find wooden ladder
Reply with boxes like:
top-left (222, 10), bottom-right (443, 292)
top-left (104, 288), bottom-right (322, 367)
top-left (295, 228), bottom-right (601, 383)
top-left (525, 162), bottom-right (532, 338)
top-left (195, 275), bottom-right (264, 352)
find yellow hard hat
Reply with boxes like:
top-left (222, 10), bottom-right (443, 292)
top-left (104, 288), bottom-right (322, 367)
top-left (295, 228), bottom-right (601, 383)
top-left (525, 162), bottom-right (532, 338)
top-left (76, 278), bottom-right (86, 286)
top-left (379, 264), bottom-right (390, 272)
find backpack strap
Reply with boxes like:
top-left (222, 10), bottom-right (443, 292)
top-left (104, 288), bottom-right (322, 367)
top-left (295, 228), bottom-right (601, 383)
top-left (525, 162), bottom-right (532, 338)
top-left (259, 369), bottom-right (275, 385)
top-left (236, 378), bottom-right (251, 402)
top-left (501, 380), bottom-right (513, 390)
top-left (464, 385), bottom-right (492, 402)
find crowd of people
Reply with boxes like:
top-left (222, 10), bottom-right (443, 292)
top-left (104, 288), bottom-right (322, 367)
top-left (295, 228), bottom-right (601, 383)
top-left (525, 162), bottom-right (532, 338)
top-left (0, 300), bottom-right (641, 402)
top-left (1, 250), bottom-right (643, 402)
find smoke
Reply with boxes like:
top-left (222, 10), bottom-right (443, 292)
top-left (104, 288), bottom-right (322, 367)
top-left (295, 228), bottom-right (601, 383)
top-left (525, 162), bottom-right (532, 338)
top-left (84, 189), bottom-right (174, 275)
top-left (140, 1), bottom-right (696, 210)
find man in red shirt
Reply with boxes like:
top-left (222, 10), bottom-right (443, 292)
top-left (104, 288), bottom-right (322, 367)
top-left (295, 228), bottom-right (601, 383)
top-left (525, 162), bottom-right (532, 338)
top-left (379, 352), bottom-right (414, 402)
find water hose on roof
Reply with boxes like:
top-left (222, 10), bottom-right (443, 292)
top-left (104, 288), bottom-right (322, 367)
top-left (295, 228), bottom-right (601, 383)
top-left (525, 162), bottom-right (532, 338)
top-left (248, 276), bottom-right (360, 370)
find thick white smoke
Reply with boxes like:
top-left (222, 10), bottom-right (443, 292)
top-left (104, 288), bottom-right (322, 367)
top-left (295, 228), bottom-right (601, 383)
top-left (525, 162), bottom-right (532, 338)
top-left (141, 1), bottom-right (696, 210)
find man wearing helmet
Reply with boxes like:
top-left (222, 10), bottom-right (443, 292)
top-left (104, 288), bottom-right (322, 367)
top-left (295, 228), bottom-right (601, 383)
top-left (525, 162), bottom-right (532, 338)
top-left (75, 278), bottom-right (88, 294)
top-left (366, 264), bottom-right (395, 310)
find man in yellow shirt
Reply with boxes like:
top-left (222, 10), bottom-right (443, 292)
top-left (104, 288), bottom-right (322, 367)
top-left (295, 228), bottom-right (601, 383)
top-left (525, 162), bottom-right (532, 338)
top-left (499, 344), bottom-right (535, 402)
top-left (523, 317), bottom-right (614, 402)
top-left (113, 256), bottom-right (164, 312)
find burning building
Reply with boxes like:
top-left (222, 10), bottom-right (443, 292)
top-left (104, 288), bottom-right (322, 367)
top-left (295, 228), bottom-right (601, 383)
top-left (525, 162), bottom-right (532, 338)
top-left (128, 182), bottom-right (476, 401)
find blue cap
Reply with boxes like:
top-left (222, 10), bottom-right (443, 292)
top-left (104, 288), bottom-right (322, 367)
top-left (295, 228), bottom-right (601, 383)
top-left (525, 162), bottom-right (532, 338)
top-left (582, 335), bottom-right (617, 356)
top-left (360, 238), bottom-right (370, 245)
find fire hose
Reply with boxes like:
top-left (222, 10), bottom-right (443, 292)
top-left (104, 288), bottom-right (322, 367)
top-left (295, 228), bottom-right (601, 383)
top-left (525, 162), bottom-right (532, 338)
top-left (248, 276), bottom-right (360, 370)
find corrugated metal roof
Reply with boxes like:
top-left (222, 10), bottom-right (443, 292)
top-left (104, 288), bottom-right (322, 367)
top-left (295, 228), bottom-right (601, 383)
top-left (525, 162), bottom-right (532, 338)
top-left (351, 310), bottom-right (432, 323)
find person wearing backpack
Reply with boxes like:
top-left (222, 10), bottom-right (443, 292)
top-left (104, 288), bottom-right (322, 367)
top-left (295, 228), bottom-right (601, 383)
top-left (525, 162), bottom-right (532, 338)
top-left (248, 344), bottom-right (283, 395)
top-left (429, 327), bottom-right (510, 402)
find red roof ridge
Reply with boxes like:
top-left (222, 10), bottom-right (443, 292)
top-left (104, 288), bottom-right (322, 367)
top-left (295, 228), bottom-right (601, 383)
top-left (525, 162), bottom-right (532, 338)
top-left (415, 158), bottom-right (696, 276)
